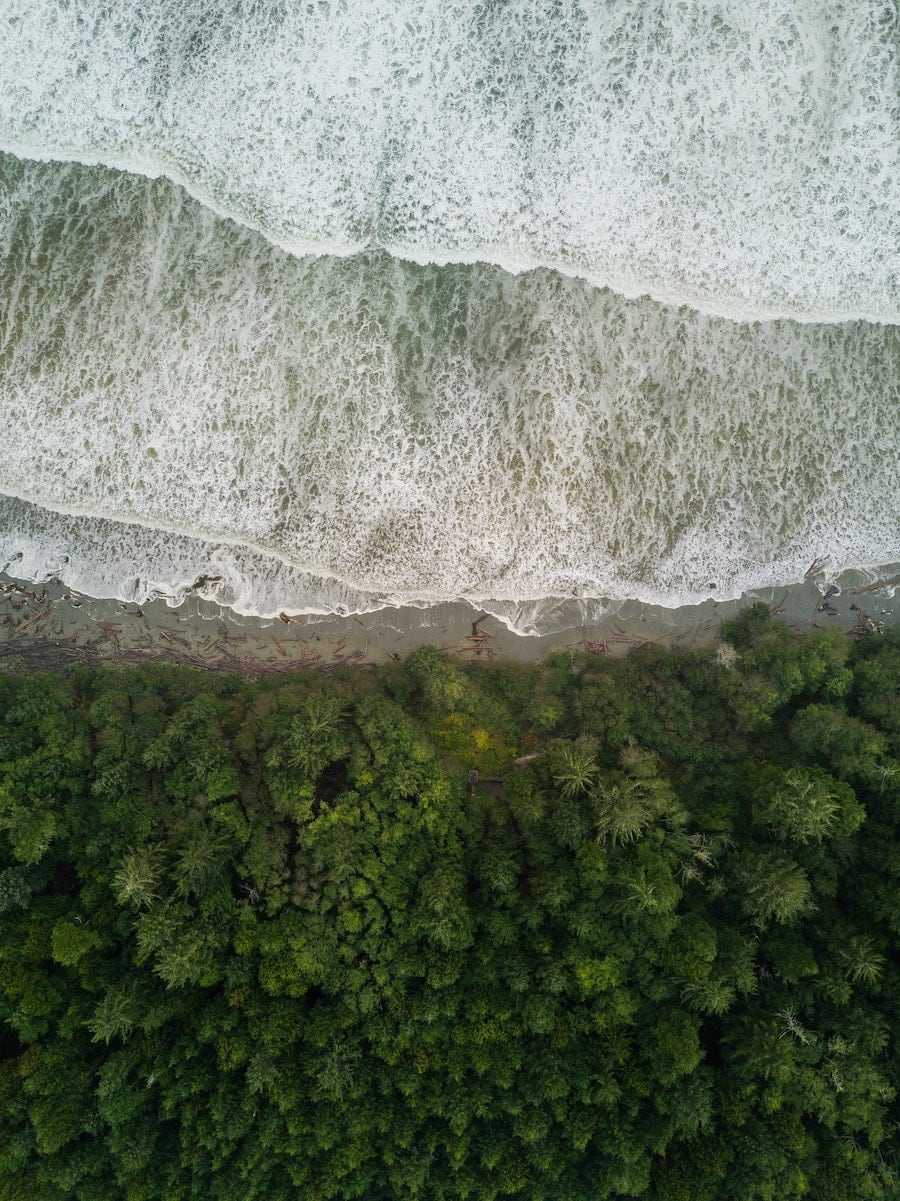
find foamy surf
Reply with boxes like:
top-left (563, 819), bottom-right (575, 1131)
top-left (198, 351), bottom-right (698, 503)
top-left (1, 494), bottom-right (898, 641)
top-left (1, 1), bottom-right (898, 324)
top-left (1, 2), bottom-right (899, 634)
top-left (0, 156), bottom-right (898, 633)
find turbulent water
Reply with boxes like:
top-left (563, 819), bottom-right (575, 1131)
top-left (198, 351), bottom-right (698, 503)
top-left (0, 2), bottom-right (898, 630)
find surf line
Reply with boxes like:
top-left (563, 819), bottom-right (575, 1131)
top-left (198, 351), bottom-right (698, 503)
top-left (2, 138), bottom-right (897, 328)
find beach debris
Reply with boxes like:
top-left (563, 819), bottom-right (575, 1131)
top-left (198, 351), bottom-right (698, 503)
top-left (852, 573), bottom-right (900, 596)
top-left (608, 624), bottom-right (655, 647)
top-left (158, 629), bottom-right (189, 647)
top-left (15, 608), bottom-right (51, 635)
top-left (94, 622), bottom-right (122, 651)
top-left (199, 637), bottom-right (229, 657)
top-left (848, 610), bottom-right (884, 639)
top-left (459, 614), bottom-right (494, 658)
top-left (767, 591), bottom-right (788, 616)
top-left (582, 638), bottom-right (609, 655)
top-left (513, 753), bottom-right (543, 767)
top-left (187, 575), bottom-right (223, 593)
top-left (804, 556), bottom-right (829, 578)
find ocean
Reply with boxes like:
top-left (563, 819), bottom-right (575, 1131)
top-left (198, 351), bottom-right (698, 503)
top-left (0, 2), bottom-right (898, 633)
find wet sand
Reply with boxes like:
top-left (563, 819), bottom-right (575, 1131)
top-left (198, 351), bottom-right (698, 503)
top-left (1, 564), bottom-right (897, 675)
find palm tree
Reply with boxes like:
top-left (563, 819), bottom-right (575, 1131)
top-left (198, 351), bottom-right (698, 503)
top-left (839, 935), bottom-right (885, 986)
top-left (594, 779), bottom-right (653, 847)
top-left (112, 844), bottom-right (164, 909)
top-left (755, 768), bottom-right (841, 844)
top-left (552, 743), bottom-right (597, 798)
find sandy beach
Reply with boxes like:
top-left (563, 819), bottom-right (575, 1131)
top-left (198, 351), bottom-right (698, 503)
top-left (1, 563), bottom-right (897, 676)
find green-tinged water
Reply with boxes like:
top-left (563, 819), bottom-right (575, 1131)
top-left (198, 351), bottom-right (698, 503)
top-left (0, 2), bottom-right (897, 629)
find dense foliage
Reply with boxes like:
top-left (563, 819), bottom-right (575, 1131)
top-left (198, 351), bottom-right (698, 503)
top-left (1, 606), bottom-right (899, 1201)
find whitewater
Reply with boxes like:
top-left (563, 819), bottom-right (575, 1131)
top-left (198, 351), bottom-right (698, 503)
top-left (2, 0), bottom-right (900, 322)
top-left (0, 1), bottom-right (898, 630)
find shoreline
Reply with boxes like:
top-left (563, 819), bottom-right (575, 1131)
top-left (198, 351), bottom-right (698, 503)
top-left (1, 566), bottom-right (897, 675)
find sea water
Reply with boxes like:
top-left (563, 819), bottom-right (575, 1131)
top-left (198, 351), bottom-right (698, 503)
top-left (0, 3), bottom-right (898, 631)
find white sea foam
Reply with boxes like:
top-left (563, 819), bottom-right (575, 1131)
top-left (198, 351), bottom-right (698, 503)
top-left (0, 156), bottom-right (897, 631)
top-left (0, 1), bottom-right (898, 323)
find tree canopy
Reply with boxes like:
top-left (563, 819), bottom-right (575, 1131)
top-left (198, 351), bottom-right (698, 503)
top-left (0, 606), bottom-right (898, 1201)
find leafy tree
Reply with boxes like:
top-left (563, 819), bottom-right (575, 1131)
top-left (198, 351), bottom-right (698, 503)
top-left (753, 767), bottom-right (864, 844)
top-left (732, 847), bottom-right (814, 925)
top-left (791, 704), bottom-right (887, 783)
top-left (0, 617), bottom-right (898, 1201)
